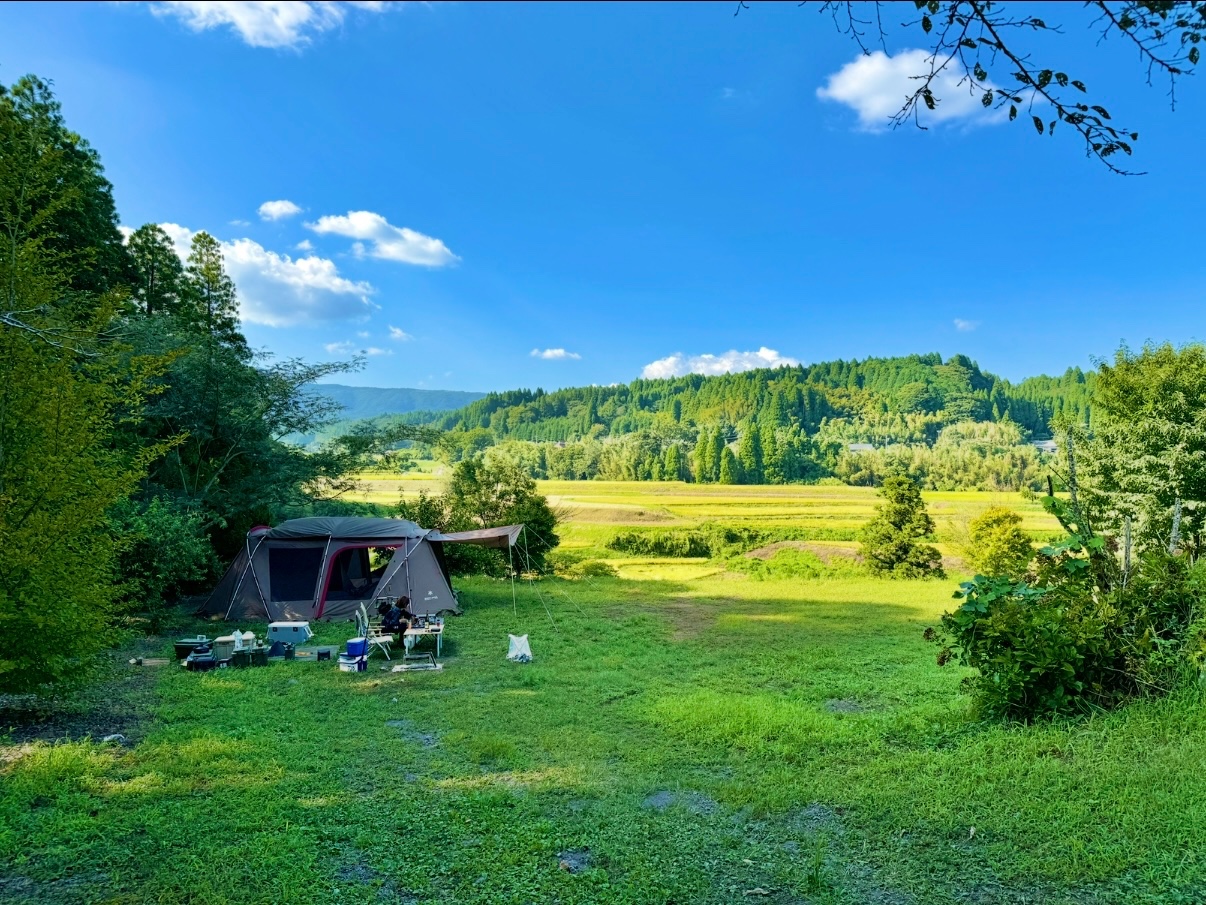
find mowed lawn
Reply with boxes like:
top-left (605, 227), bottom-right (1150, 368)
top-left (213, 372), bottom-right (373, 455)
top-left (3, 483), bottom-right (1205, 904)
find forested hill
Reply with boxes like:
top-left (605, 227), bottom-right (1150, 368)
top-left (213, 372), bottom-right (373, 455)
top-left (312, 385), bottom-right (485, 421)
top-left (419, 354), bottom-right (1094, 442)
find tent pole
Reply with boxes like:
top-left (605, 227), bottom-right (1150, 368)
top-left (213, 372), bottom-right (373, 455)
top-left (234, 535), bottom-right (270, 620)
top-left (508, 541), bottom-right (517, 618)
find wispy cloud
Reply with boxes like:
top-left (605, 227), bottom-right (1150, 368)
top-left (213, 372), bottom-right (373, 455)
top-left (159, 222), bottom-right (375, 326)
top-left (145, 1), bottom-right (398, 50)
top-left (641, 347), bottom-right (799, 380)
top-left (306, 210), bottom-right (458, 267)
top-left (324, 340), bottom-right (391, 357)
top-left (531, 348), bottom-right (581, 361)
top-left (295, 239), bottom-right (314, 251)
top-left (389, 325), bottom-right (413, 341)
top-left (953, 318), bottom-right (979, 332)
top-left (817, 49), bottom-right (1006, 131)
top-left (259, 199), bottom-right (303, 221)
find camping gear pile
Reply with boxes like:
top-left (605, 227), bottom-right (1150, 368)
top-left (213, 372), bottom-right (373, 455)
top-left (175, 611), bottom-right (445, 675)
top-left (176, 629), bottom-right (270, 671)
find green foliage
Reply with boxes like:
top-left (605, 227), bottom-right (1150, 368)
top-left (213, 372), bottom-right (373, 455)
top-left (717, 446), bottom-right (740, 484)
top-left (407, 353), bottom-right (1090, 490)
top-left (108, 498), bottom-right (213, 614)
top-left (1081, 342), bottom-right (1206, 557)
top-left (607, 530), bottom-right (713, 558)
top-left (859, 477), bottom-right (944, 578)
top-left (567, 559), bottom-right (618, 579)
top-left (936, 494), bottom-right (1206, 720)
top-left (965, 505), bottom-right (1034, 579)
top-left (126, 224), bottom-right (184, 317)
top-left (726, 548), bottom-right (864, 581)
top-left (398, 457), bottom-right (559, 575)
top-left (0, 76), bottom-right (167, 691)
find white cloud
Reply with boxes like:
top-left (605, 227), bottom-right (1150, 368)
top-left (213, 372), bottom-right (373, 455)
top-left (817, 49), bottom-right (1005, 131)
top-left (388, 325), bottom-right (413, 341)
top-left (954, 318), bottom-right (979, 332)
top-left (157, 222), bottom-right (376, 326)
top-left (258, 199), bottom-right (303, 221)
top-left (324, 340), bottom-right (391, 357)
top-left (530, 348), bottom-right (581, 361)
top-left (296, 239), bottom-right (314, 251)
top-left (306, 210), bottom-right (458, 267)
top-left (229, 218), bottom-right (251, 227)
top-left (641, 347), bottom-right (800, 380)
top-left (118, 225), bottom-right (134, 242)
top-left (146, 1), bottom-right (395, 50)
top-left (356, 330), bottom-right (370, 338)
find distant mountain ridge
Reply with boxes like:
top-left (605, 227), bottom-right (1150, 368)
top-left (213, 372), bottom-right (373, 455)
top-left (311, 384), bottom-right (486, 421)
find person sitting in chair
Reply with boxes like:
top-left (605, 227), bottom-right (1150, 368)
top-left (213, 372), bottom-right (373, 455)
top-left (381, 598), bottom-right (409, 636)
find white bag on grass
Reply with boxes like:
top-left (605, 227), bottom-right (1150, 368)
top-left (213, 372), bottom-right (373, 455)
top-left (507, 634), bottom-right (533, 663)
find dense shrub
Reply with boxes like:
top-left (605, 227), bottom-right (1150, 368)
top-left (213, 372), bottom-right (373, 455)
top-left (607, 530), bottom-right (712, 558)
top-left (110, 498), bottom-right (214, 613)
top-left (934, 497), bottom-right (1206, 719)
top-left (727, 548), bottom-right (865, 581)
top-left (964, 506), bottom-right (1034, 579)
top-left (570, 560), bottom-right (619, 579)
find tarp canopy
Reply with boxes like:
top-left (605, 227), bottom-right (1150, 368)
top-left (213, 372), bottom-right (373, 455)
top-left (264, 517), bottom-right (428, 541)
top-left (429, 525), bottom-right (523, 549)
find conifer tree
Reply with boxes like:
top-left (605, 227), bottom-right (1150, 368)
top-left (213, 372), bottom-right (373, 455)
top-left (183, 231), bottom-right (241, 347)
top-left (127, 223), bottom-right (184, 316)
top-left (859, 476), bottom-right (944, 578)
top-left (737, 424), bottom-right (765, 484)
top-left (718, 446), bottom-right (740, 485)
top-left (711, 430), bottom-right (726, 482)
top-left (665, 443), bottom-right (685, 482)
top-left (693, 427), bottom-right (712, 483)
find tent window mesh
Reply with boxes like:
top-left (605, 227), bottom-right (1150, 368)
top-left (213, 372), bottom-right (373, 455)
top-left (268, 547), bottom-right (324, 601)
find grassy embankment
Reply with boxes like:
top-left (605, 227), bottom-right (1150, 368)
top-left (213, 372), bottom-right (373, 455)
top-left (3, 481), bottom-right (1205, 904)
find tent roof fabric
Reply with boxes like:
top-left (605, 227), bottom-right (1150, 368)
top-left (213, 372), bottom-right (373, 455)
top-left (264, 517), bottom-right (429, 541)
top-left (428, 524), bottom-right (524, 548)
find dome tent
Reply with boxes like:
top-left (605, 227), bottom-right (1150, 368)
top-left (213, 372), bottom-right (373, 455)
top-left (200, 517), bottom-right (523, 622)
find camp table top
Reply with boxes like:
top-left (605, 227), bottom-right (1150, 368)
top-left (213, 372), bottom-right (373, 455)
top-left (403, 620), bottom-right (443, 658)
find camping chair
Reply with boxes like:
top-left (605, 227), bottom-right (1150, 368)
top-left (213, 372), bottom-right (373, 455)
top-left (357, 603), bottom-right (394, 660)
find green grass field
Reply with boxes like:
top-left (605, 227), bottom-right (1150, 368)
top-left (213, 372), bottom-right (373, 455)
top-left (3, 483), bottom-right (1204, 904)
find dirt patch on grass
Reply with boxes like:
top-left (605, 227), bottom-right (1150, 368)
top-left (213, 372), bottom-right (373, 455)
top-left (557, 848), bottom-right (593, 874)
top-left (385, 720), bottom-right (439, 748)
top-left (0, 871), bottom-right (108, 903)
top-left (558, 505), bottom-right (677, 524)
top-left (788, 802), bottom-right (845, 835)
top-left (824, 699), bottom-right (866, 714)
top-left (642, 790), bottom-right (719, 815)
top-left (0, 636), bottom-right (167, 746)
top-left (333, 846), bottom-right (415, 903)
top-left (941, 553), bottom-right (967, 572)
top-left (743, 541), bottom-right (862, 564)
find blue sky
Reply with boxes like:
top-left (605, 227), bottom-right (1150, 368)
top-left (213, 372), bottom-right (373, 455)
top-left (1, 1), bottom-right (1201, 390)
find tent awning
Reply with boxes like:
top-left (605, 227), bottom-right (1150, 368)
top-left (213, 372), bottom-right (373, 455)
top-left (264, 517), bottom-right (428, 541)
top-left (428, 525), bottom-right (524, 549)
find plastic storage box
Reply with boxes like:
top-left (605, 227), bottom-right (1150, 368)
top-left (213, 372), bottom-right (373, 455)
top-left (268, 622), bottom-right (312, 644)
top-left (213, 636), bottom-right (237, 660)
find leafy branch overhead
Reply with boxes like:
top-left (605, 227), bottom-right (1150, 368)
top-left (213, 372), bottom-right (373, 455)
top-left (798, 1), bottom-right (1206, 173)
